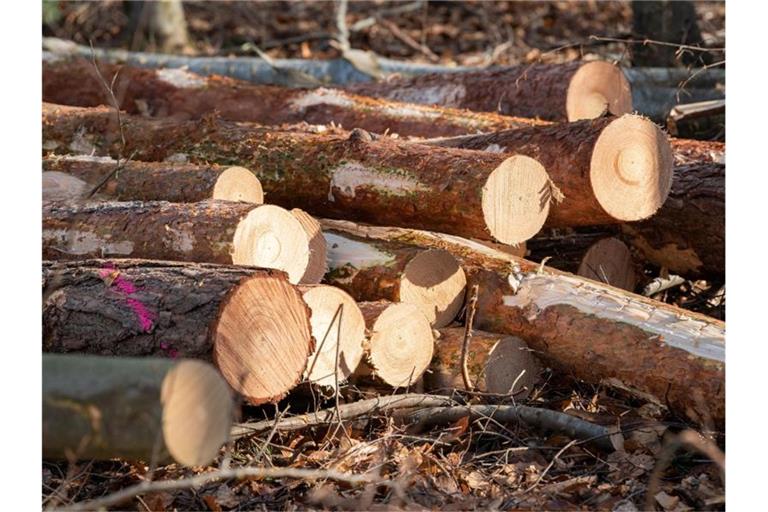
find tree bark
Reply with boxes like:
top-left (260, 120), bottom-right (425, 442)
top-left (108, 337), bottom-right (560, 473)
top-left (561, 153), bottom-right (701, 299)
top-left (43, 354), bottom-right (232, 466)
top-left (320, 219), bottom-right (725, 427)
top-left (42, 259), bottom-right (313, 405)
top-left (43, 59), bottom-right (542, 138)
top-left (670, 137), bottom-right (725, 165)
top-left (42, 103), bottom-right (552, 244)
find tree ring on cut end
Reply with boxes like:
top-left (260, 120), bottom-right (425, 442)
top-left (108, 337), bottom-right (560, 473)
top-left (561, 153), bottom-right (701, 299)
top-left (400, 249), bottom-right (467, 328)
top-left (212, 166), bottom-right (264, 204)
top-left (566, 61), bottom-right (632, 121)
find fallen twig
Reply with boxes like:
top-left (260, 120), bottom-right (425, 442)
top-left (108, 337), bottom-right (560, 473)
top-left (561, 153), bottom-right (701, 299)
top-left (461, 284), bottom-right (480, 392)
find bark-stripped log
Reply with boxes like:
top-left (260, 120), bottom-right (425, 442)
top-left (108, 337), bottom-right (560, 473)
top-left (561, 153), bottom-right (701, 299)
top-left (427, 115), bottom-right (674, 226)
top-left (43, 154), bottom-right (264, 204)
top-left (43, 103), bottom-right (552, 244)
top-left (43, 354), bottom-right (233, 466)
top-left (621, 162), bottom-right (725, 277)
top-left (42, 260), bottom-right (313, 404)
top-left (323, 230), bottom-right (467, 327)
top-left (319, 219), bottom-right (725, 427)
top-left (347, 61), bottom-right (632, 122)
top-left (426, 328), bottom-right (542, 399)
top-left (42, 200), bottom-right (316, 284)
top-left (355, 301), bottom-right (434, 388)
top-left (42, 59), bottom-right (543, 138)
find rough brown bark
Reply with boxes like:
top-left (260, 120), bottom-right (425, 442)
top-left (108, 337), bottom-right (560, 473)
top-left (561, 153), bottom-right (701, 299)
top-left (42, 59), bottom-right (542, 138)
top-left (42, 103), bottom-right (551, 243)
top-left (42, 259), bottom-right (313, 404)
top-left (670, 138), bottom-right (725, 165)
top-left (320, 219), bottom-right (725, 427)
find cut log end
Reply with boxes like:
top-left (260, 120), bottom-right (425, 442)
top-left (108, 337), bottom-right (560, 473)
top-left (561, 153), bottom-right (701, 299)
top-left (482, 155), bottom-right (551, 245)
top-left (213, 274), bottom-right (313, 404)
top-left (577, 237), bottom-right (636, 292)
top-left (590, 114), bottom-right (673, 221)
top-left (161, 359), bottom-right (234, 466)
top-left (300, 285), bottom-right (366, 388)
top-left (291, 208), bottom-right (328, 284)
top-left (42, 171), bottom-right (88, 202)
top-left (566, 61), bottom-right (633, 121)
top-left (400, 249), bottom-right (467, 328)
top-left (484, 336), bottom-right (542, 399)
top-left (232, 204), bottom-right (310, 284)
top-left (212, 166), bottom-right (264, 204)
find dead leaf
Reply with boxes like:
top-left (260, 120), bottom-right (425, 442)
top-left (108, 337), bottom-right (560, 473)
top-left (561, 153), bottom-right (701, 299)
top-left (654, 491), bottom-right (679, 511)
top-left (214, 484), bottom-right (240, 508)
top-left (202, 494), bottom-right (222, 512)
top-left (143, 492), bottom-right (174, 511)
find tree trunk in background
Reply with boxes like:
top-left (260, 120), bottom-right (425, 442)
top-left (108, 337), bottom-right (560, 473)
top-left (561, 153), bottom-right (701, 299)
top-left (151, 0), bottom-right (190, 53)
top-left (631, 1), bottom-right (711, 67)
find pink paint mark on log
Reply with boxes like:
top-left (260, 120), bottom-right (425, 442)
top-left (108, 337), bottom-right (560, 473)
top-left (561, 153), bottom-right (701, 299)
top-left (100, 262), bottom-right (155, 332)
top-left (160, 342), bottom-right (180, 359)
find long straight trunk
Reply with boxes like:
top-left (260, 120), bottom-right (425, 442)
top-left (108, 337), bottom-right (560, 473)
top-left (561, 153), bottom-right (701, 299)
top-left (43, 103), bottom-right (552, 245)
top-left (320, 219), bottom-right (725, 427)
top-left (42, 59), bottom-right (542, 138)
top-left (42, 259), bottom-right (313, 405)
top-left (43, 354), bottom-right (232, 466)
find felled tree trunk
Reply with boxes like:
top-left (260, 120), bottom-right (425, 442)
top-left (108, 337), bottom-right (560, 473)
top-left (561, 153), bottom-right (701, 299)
top-left (670, 138), bottom-right (725, 165)
top-left (320, 219), bottom-right (725, 427)
top-left (43, 103), bottom-right (553, 245)
top-left (347, 61), bottom-right (633, 122)
top-left (621, 162), bottom-right (725, 277)
top-left (43, 354), bottom-right (232, 466)
top-left (43, 154), bottom-right (263, 204)
top-left (426, 115), bottom-right (675, 227)
top-left (42, 200), bottom-right (317, 284)
top-left (43, 59), bottom-right (542, 138)
top-left (42, 259), bottom-right (313, 405)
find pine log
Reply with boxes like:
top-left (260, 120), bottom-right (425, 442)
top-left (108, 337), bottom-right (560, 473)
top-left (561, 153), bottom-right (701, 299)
top-left (324, 230), bottom-right (467, 328)
top-left (577, 238), bottom-right (637, 292)
top-left (621, 162), bottom-right (724, 276)
top-left (426, 328), bottom-right (542, 399)
top-left (670, 138), bottom-right (725, 165)
top-left (319, 219), bottom-right (725, 427)
top-left (43, 154), bottom-right (264, 204)
top-left (43, 354), bottom-right (232, 466)
top-left (43, 103), bottom-right (553, 244)
top-left (426, 115), bottom-right (674, 226)
top-left (355, 301), bottom-right (434, 388)
top-left (667, 99), bottom-right (725, 141)
top-left (526, 227), bottom-right (620, 272)
top-left (42, 200), bottom-right (318, 284)
top-left (42, 59), bottom-right (543, 138)
top-left (346, 61), bottom-right (632, 122)
top-left (42, 260), bottom-right (313, 405)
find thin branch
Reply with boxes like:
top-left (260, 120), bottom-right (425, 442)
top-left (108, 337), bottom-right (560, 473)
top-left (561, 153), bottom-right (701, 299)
top-left (88, 40), bottom-right (125, 152)
top-left (461, 284), bottom-right (479, 392)
top-left (588, 35), bottom-right (725, 53)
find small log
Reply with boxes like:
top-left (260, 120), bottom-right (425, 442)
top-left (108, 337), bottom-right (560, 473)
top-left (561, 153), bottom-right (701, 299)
top-left (426, 328), bottom-right (542, 399)
top-left (42, 259), bottom-right (313, 405)
top-left (667, 99), bottom-right (725, 141)
top-left (43, 103), bottom-right (552, 244)
top-left (670, 138), bottom-right (725, 165)
top-left (320, 219), bottom-right (725, 427)
top-left (43, 354), bottom-right (233, 466)
top-left (298, 284), bottom-right (366, 389)
top-left (291, 208), bottom-right (328, 285)
top-left (43, 154), bottom-right (264, 204)
top-left (355, 301), bottom-right (434, 388)
top-left (346, 61), bottom-right (632, 122)
top-left (42, 200), bottom-right (317, 284)
top-left (426, 115), bottom-right (674, 226)
top-left (577, 237), bottom-right (636, 292)
top-left (526, 227), bottom-right (619, 272)
top-left (323, 230), bottom-right (467, 328)
top-left (42, 59), bottom-right (542, 138)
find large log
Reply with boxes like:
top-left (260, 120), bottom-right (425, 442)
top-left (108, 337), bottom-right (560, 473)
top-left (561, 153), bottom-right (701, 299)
top-left (426, 114), bottom-right (674, 226)
top-left (346, 61), bottom-right (632, 122)
top-left (42, 259), bottom-right (313, 405)
top-left (43, 354), bottom-right (232, 466)
top-left (42, 200), bottom-right (319, 284)
top-left (319, 219), bottom-right (725, 427)
top-left (43, 103), bottom-right (552, 245)
top-left (43, 154), bottom-right (264, 204)
top-left (42, 59), bottom-right (543, 138)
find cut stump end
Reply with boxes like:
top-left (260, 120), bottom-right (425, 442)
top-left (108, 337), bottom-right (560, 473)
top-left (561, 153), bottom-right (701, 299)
top-left (577, 237), bottom-right (636, 291)
top-left (567, 61), bottom-right (633, 121)
top-left (291, 208), bottom-right (328, 285)
top-left (400, 249), bottom-right (467, 328)
top-left (212, 166), bottom-right (264, 204)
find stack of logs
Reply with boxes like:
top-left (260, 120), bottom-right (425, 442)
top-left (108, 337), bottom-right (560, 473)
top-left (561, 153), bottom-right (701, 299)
top-left (41, 55), bottom-right (725, 468)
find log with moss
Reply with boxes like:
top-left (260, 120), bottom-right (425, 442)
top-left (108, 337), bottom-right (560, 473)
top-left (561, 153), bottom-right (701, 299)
top-left (43, 354), bottom-right (233, 466)
top-left (320, 219), bottom-right (725, 427)
top-left (43, 103), bottom-right (553, 245)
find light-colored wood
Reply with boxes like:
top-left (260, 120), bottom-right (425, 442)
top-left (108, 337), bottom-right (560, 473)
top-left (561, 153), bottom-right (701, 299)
top-left (42, 171), bottom-right (89, 201)
top-left (577, 237), bottom-right (636, 292)
top-left (291, 209), bottom-right (327, 284)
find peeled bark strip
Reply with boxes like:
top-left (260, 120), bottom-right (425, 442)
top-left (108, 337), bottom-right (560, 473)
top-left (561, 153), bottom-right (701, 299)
top-left (319, 219), bottom-right (725, 426)
top-left (426, 328), bottom-right (542, 399)
top-left (298, 285), bottom-right (366, 389)
top-left (323, 230), bottom-right (467, 328)
top-left (428, 114), bottom-right (674, 226)
top-left (42, 260), bottom-right (313, 405)
top-left (43, 59), bottom-right (542, 138)
top-left (621, 162), bottom-right (725, 277)
top-left (43, 154), bottom-right (264, 204)
top-left (43, 354), bottom-right (233, 466)
top-left (347, 61), bottom-right (632, 122)
top-left (356, 301), bottom-right (434, 388)
top-left (42, 200), bottom-right (312, 284)
top-left (577, 237), bottom-right (636, 292)
top-left (43, 103), bottom-right (552, 244)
